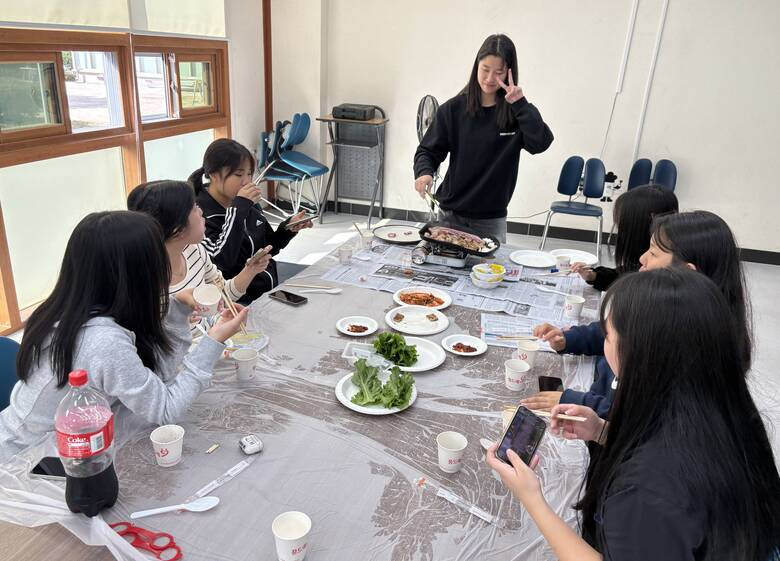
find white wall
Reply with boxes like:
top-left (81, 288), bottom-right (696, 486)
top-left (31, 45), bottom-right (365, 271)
top-left (226, 0), bottom-right (266, 154)
top-left (271, 0), bottom-right (780, 252)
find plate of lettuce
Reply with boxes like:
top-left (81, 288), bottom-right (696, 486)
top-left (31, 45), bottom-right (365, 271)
top-left (335, 358), bottom-right (417, 415)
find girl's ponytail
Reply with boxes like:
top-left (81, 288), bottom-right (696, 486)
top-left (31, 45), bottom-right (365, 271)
top-left (188, 166), bottom-right (206, 194)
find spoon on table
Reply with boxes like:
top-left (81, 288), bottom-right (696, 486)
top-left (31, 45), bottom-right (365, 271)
top-left (535, 286), bottom-right (570, 297)
top-left (130, 496), bottom-right (220, 520)
top-left (297, 288), bottom-right (343, 294)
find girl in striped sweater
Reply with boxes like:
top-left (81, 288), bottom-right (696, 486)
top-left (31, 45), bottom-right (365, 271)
top-left (128, 180), bottom-right (271, 330)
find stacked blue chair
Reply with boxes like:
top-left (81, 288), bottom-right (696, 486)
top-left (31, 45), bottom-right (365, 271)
top-left (652, 159), bottom-right (677, 191)
top-left (255, 113), bottom-right (329, 218)
top-left (0, 336), bottom-right (20, 411)
top-left (540, 156), bottom-right (605, 256)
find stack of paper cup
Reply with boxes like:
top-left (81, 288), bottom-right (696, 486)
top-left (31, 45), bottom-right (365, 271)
top-left (233, 348), bottom-right (259, 381)
top-left (436, 431), bottom-right (468, 474)
top-left (505, 359), bottom-right (531, 391)
top-left (272, 511), bottom-right (312, 561)
top-left (150, 425), bottom-right (185, 468)
top-left (564, 295), bottom-right (586, 319)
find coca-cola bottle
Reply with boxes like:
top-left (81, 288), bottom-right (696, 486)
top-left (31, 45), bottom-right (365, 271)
top-left (54, 370), bottom-right (118, 517)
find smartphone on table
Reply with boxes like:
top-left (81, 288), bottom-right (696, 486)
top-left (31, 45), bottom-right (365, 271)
top-left (538, 375), bottom-right (564, 392)
top-left (496, 406), bottom-right (547, 465)
top-left (269, 290), bottom-right (308, 306)
top-left (29, 456), bottom-right (66, 480)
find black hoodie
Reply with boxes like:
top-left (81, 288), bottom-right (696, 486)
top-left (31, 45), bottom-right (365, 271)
top-left (413, 94), bottom-right (553, 219)
top-left (197, 189), bottom-right (297, 304)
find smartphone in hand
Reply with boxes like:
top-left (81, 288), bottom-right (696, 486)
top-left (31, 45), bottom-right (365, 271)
top-left (538, 375), bottom-right (564, 392)
top-left (496, 406), bottom-right (547, 465)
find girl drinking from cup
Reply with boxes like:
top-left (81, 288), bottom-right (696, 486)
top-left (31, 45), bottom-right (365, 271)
top-left (189, 138), bottom-right (312, 304)
top-left (488, 269), bottom-right (780, 560)
top-left (0, 211), bottom-right (247, 462)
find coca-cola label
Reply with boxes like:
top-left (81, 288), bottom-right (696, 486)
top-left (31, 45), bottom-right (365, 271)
top-left (56, 415), bottom-right (114, 459)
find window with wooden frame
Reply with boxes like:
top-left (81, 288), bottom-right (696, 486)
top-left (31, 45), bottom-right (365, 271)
top-left (0, 29), bottom-right (231, 335)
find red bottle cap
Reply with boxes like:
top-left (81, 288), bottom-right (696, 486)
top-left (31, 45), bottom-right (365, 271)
top-left (68, 370), bottom-right (88, 387)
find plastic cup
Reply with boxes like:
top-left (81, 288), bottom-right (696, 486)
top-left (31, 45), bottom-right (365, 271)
top-left (272, 511), bottom-right (312, 561)
top-left (233, 348), bottom-right (258, 381)
top-left (564, 295), bottom-right (586, 319)
top-left (193, 284), bottom-right (221, 316)
top-left (338, 245), bottom-right (353, 265)
top-left (505, 359), bottom-right (531, 391)
top-left (358, 233), bottom-right (373, 250)
top-left (555, 254), bottom-right (571, 271)
top-left (150, 425), bottom-right (185, 468)
top-left (436, 431), bottom-right (468, 474)
top-left (516, 340), bottom-right (540, 368)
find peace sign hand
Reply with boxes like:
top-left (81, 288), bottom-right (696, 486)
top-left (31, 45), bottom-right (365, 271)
top-left (497, 69), bottom-right (525, 104)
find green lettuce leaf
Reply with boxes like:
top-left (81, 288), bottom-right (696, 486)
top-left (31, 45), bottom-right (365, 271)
top-left (350, 359), bottom-right (383, 406)
top-left (372, 332), bottom-right (418, 367)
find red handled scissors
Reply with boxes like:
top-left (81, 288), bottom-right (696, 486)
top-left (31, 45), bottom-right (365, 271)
top-left (110, 522), bottom-right (182, 560)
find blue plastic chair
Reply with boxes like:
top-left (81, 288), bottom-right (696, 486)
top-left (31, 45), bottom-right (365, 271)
top-left (627, 158), bottom-right (653, 190)
top-left (540, 157), bottom-right (605, 256)
top-left (0, 336), bottom-right (20, 411)
top-left (652, 159), bottom-right (677, 192)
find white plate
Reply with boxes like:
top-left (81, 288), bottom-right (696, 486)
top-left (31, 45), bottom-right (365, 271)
top-left (509, 250), bottom-right (557, 268)
top-left (336, 316), bottom-right (378, 337)
top-left (398, 336), bottom-right (446, 372)
top-left (549, 249), bottom-right (599, 267)
top-left (385, 305), bottom-right (449, 336)
top-left (392, 286), bottom-right (452, 310)
top-left (440, 334), bottom-right (488, 357)
top-left (335, 371), bottom-right (417, 415)
top-left (372, 225), bottom-right (420, 245)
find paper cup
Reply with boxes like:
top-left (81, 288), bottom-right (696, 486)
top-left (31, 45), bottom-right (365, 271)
top-left (338, 246), bottom-right (353, 265)
top-left (564, 295), bottom-right (586, 319)
top-left (150, 425), bottom-right (185, 467)
top-left (272, 511), bottom-right (312, 561)
top-left (555, 254), bottom-right (571, 271)
top-left (436, 431), bottom-right (468, 474)
top-left (233, 348), bottom-right (259, 381)
top-left (505, 359), bottom-right (531, 391)
top-left (516, 340), bottom-right (540, 368)
top-left (193, 284), bottom-right (221, 316)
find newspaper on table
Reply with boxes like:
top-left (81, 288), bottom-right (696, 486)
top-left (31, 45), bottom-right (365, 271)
top-left (480, 314), bottom-right (561, 351)
top-left (320, 243), bottom-right (586, 323)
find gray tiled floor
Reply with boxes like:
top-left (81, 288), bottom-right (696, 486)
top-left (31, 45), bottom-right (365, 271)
top-left (275, 213), bottom-right (780, 458)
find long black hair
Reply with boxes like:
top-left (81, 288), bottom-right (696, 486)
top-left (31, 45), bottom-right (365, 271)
top-left (651, 210), bottom-right (751, 369)
top-left (579, 269), bottom-right (779, 559)
top-left (17, 211), bottom-right (173, 388)
top-left (187, 138), bottom-right (256, 195)
top-left (127, 180), bottom-right (194, 241)
top-left (613, 184), bottom-right (678, 273)
top-left (461, 34), bottom-right (518, 131)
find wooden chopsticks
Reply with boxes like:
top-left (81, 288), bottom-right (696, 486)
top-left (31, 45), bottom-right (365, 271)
top-left (211, 279), bottom-right (247, 335)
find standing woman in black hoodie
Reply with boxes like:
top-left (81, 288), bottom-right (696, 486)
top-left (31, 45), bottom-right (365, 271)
top-left (413, 34), bottom-right (554, 242)
top-left (188, 139), bottom-right (312, 304)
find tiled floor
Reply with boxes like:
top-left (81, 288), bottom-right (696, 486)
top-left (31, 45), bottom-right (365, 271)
top-left (275, 212), bottom-right (780, 457)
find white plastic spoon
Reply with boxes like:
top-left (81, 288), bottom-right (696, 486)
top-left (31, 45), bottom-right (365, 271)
top-left (130, 496), bottom-right (220, 520)
top-left (535, 286), bottom-right (570, 297)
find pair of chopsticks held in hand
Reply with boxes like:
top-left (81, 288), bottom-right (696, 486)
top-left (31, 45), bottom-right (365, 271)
top-left (211, 278), bottom-right (247, 335)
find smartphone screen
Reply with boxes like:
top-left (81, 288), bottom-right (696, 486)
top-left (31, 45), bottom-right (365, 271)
top-left (30, 456), bottom-right (66, 479)
top-left (269, 290), bottom-right (307, 306)
top-left (538, 375), bottom-right (564, 392)
top-left (496, 407), bottom-right (547, 465)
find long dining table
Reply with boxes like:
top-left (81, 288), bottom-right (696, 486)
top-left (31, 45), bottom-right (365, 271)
top-left (0, 241), bottom-right (598, 561)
